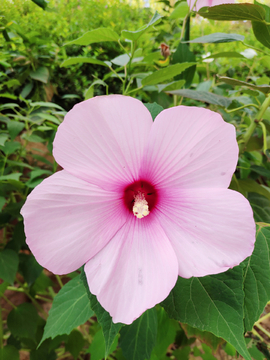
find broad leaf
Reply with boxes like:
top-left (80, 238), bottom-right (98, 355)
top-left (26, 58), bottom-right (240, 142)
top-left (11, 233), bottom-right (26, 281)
top-left (166, 89), bottom-right (232, 107)
top-left (7, 303), bottom-right (38, 339)
top-left (111, 54), bottom-right (130, 66)
top-left (248, 193), bottom-right (270, 223)
top-left (30, 0), bottom-right (48, 9)
top-left (144, 102), bottom-right (163, 120)
top-left (65, 28), bottom-right (119, 46)
top-left (0, 249), bottom-right (19, 284)
top-left (161, 268), bottom-right (251, 360)
top-left (170, 2), bottom-right (189, 19)
top-left (41, 276), bottom-right (94, 342)
top-left (60, 57), bottom-right (111, 68)
top-left (187, 33), bottom-right (244, 43)
top-left (120, 308), bottom-right (157, 360)
top-left (172, 43), bottom-right (196, 88)
top-left (198, 3), bottom-right (265, 21)
top-left (233, 179), bottom-right (270, 202)
top-left (65, 330), bottom-right (85, 359)
top-left (122, 11), bottom-right (162, 41)
top-left (81, 268), bottom-right (122, 356)
top-left (157, 80), bottom-right (186, 92)
top-left (0, 345), bottom-right (20, 360)
top-left (243, 225), bottom-right (270, 331)
top-left (142, 63), bottom-right (196, 86)
top-left (203, 51), bottom-right (245, 59)
top-left (30, 67), bottom-right (49, 84)
top-left (219, 76), bottom-right (270, 94)
top-left (252, 21), bottom-right (270, 49)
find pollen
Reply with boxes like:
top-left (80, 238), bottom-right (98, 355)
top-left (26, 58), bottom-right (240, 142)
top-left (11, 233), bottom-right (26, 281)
top-left (133, 192), bottom-right (150, 219)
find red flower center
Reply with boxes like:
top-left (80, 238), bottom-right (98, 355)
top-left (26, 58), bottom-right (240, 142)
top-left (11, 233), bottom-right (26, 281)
top-left (123, 180), bottom-right (158, 215)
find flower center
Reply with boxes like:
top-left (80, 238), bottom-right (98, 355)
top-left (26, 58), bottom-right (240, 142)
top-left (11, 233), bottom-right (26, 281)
top-left (123, 180), bottom-right (158, 219)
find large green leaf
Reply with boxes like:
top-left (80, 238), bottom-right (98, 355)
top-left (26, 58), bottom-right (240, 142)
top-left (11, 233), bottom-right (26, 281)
top-left (187, 33), bottom-right (244, 44)
top-left (60, 57), bottom-right (111, 68)
top-left (233, 179), bottom-right (270, 202)
top-left (41, 276), bottom-right (94, 342)
top-left (142, 63), bottom-right (196, 86)
top-left (144, 102), bottom-right (163, 120)
top-left (248, 193), bottom-right (270, 223)
top-left (120, 308), bottom-right (157, 360)
top-left (198, 3), bottom-right (265, 21)
top-left (0, 345), bottom-right (20, 360)
top-left (80, 269), bottom-right (122, 356)
top-left (172, 43), bottom-right (196, 88)
top-left (219, 76), bottom-right (270, 94)
top-left (166, 89), bottom-right (232, 107)
top-left (161, 268), bottom-right (251, 360)
top-left (170, 2), bottom-right (189, 19)
top-left (252, 2), bottom-right (270, 49)
top-left (121, 12), bottom-right (162, 41)
top-left (30, 0), bottom-right (48, 9)
top-left (65, 28), bottom-right (119, 46)
top-left (243, 225), bottom-right (270, 331)
top-left (0, 249), bottom-right (19, 284)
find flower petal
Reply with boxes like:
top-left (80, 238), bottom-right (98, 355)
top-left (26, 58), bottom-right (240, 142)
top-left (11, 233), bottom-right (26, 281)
top-left (21, 170), bottom-right (127, 274)
top-left (156, 188), bottom-right (255, 278)
top-left (53, 95), bottom-right (153, 191)
top-left (84, 215), bottom-right (178, 324)
top-left (140, 106), bottom-right (238, 189)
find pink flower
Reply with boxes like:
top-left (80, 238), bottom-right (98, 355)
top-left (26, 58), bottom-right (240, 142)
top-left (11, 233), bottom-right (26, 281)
top-left (21, 95), bottom-right (255, 324)
top-left (188, 0), bottom-right (234, 11)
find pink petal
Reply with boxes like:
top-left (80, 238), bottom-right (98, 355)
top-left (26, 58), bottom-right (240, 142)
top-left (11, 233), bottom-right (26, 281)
top-left (53, 95), bottom-right (153, 191)
top-left (188, 0), bottom-right (234, 11)
top-left (84, 215), bottom-right (178, 324)
top-left (156, 188), bottom-right (255, 278)
top-left (140, 106), bottom-right (238, 189)
top-left (21, 170), bottom-right (127, 274)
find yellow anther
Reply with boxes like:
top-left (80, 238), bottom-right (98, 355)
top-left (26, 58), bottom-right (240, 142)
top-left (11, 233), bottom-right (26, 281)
top-left (133, 192), bottom-right (150, 219)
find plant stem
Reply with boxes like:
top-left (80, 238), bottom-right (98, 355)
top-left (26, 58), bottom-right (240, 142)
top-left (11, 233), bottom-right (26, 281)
top-left (0, 305), bottom-right (3, 349)
top-left (239, 94), bottom-right (270, 153)
top-left (56, 275), bottom-right (64, 288)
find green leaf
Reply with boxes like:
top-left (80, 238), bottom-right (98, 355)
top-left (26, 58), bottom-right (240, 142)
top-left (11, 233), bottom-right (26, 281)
top-left (88, 329), bottom-right (119, 360)
top-left (7, 303), bottom-right (38, 339)
top-left (0, 345), bottom-right (20, 360)
top-left (60, 57), bottom-right (111, 68)
top-left (111, 54), bottom-right (130, 66)
top-left (0, 173), bottom-right (22, 182)
top-left (84, 80), bottom-right (108, 100)
top-left (121, 11), bottom-right (162, 41)
top-left (204, 51), bottom-right (245, 59)
top-left (120, 308), bottom-right (158, 360)
top-left (0, 141), bottom-right (21, 156)
top-left (187, 33), bottom-right (244, 44)
top-left (30, 67), bottom-right (49, 84)
top-left (142, 63), bottom-right (196, 86)
top-left (144, 102), bottom-right (163, 120)
top-left (18, 254), bottom-right (43, 285)
top-left (235, 179), bottom-right (270, 201)
top-left (7, 121), bottom-right (25, 141)
top-left (30, 102), bottom-right (65, 110)
top-left (65, 330), bottom-right (85, 359)
top-left (157, 80), bottom-right (186, 92)
top-left (161, 268), bottom-right (251, 360)
top-left (30, 0), bottom-right (48, 9)
top-left (152, 307), bottom-right (178, 358)
top-left (65, 28), bottom-right (119, 46)
top-left (34, 113), bottom-right (61, 125)
top-left (181, 324), bottom-right (223, 351)
top-left (198, 3), bottom-right (265, 21)
top-left (170, 1), bottom-right (189, 19)
top-left (248, 193), bottom-right (270, 223)
top-left (172, 43), bottom-right (196, 88)
top-left (166, 89), bottom-right (232, 107)
top-left (0, 249), bottom-right (19, 284)
top-left (41, 276), bottom-right (94, 342)
top-left (243, 225), bottom-right (270, 331)
top-left (252, 21), bottom-right (270, 49)
top-left (219, 76), bottom-right (270, 94)
top-left (0, 197), bottom-right (6, 211)
top-left (0, 134), bottom-right (9, 146)
top-left (81, 268), bottom-right (122, 356)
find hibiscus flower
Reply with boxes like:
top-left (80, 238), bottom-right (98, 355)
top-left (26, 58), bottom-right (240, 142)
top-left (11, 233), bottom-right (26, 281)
top-left (188, 0), bottom-right (234, 11)
top-left (21, 95), bottom-right (255, 324)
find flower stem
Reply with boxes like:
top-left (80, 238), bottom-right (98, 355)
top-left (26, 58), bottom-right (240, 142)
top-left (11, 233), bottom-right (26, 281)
top-left (239, 94), bottom-right (270, 153)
